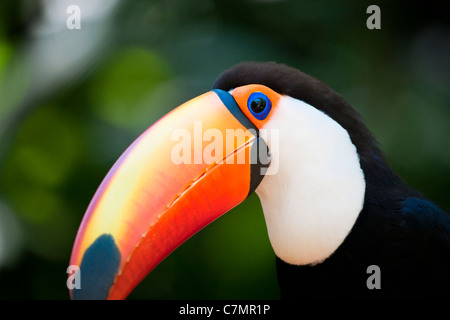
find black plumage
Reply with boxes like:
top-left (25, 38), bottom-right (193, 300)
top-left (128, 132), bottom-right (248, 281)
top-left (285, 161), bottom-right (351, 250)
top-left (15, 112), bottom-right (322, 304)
top-left (213, 62), bottom-right (450, 299)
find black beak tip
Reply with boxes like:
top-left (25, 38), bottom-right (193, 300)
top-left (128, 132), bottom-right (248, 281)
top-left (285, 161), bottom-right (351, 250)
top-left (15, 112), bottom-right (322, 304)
top-left (71, 234), bottom-right (121, 300)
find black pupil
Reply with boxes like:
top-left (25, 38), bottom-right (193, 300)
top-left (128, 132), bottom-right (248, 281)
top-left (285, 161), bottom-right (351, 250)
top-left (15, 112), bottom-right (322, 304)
top-left (250, 97), bottom-right (266, 113)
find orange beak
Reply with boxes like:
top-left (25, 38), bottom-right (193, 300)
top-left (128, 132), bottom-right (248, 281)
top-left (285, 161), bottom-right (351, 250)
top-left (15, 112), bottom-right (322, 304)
top-left (69, 89), bottom-right (268, 299)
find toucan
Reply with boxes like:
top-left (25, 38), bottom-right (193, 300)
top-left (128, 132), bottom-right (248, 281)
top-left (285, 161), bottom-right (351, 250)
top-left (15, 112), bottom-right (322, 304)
top-left (69, 62), bottom-right (449, 299)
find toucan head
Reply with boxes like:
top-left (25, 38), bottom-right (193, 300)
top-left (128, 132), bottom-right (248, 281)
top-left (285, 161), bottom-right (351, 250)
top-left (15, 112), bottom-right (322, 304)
top-left (69, 62), bottom-right (371, 299)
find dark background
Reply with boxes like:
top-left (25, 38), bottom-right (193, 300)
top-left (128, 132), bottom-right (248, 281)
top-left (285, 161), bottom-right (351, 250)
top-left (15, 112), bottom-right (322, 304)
top-left (0, 0), bottom-right (448, 299)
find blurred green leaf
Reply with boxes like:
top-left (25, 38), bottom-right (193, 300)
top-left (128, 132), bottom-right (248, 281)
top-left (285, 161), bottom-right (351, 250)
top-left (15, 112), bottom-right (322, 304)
top-left (0, 40), bottom-right (12, 79)
top-left (90, 48), bottom-right (174, 129)
top-left (1, 103), bottom-right (83, 260)
top-left (2, 104), bottom-right (82, 188)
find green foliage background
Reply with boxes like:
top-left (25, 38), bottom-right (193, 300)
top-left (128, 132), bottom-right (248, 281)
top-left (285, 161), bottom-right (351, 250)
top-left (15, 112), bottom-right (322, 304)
top-left (0, 0), bottom-right (448, 299)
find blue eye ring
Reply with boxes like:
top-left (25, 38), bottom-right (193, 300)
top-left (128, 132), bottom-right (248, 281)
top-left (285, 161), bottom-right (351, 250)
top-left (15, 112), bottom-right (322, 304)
top-left (247, 92), bottom-right (272, 120)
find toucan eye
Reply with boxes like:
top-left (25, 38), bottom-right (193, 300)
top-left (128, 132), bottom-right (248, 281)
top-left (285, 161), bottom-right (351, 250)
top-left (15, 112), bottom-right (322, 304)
top-left (247, 92), bottom-right (272, 120)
